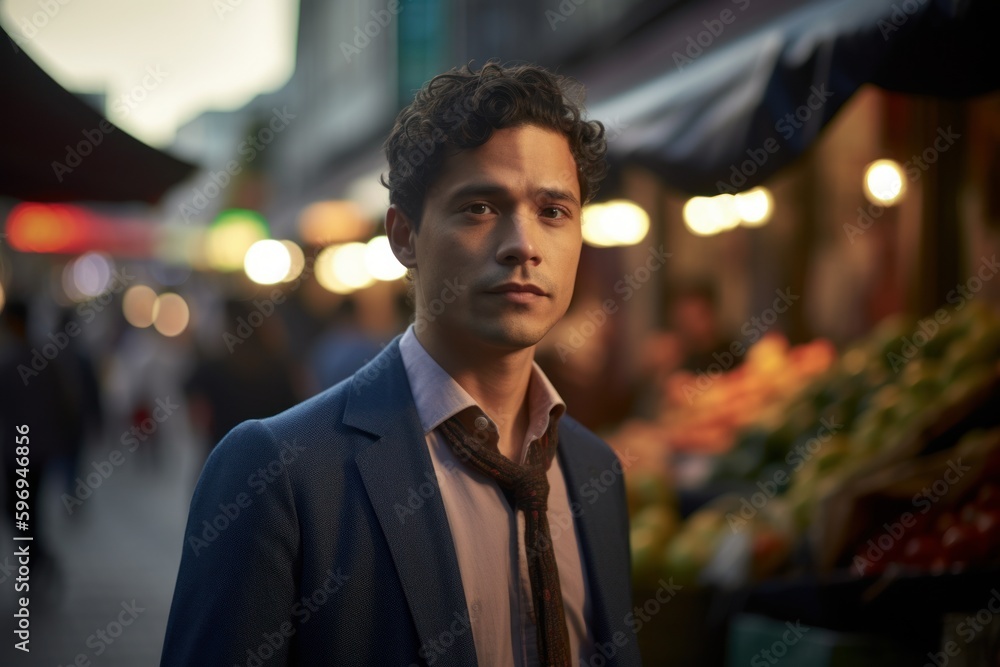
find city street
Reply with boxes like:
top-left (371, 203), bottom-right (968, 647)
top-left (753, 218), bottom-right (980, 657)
top-left (0, 430), bottom-right (204, 667)
top-left (2, 0), bottom-right (999, 663)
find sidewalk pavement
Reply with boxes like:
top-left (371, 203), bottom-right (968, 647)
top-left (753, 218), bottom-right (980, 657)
top-left (0, 430), bottom-right (205, 667)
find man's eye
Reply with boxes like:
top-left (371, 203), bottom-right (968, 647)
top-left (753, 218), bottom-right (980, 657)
top-left (465, 203), bottom-right (491, 215)
top-left (541, 207), bottom-right (567, 219)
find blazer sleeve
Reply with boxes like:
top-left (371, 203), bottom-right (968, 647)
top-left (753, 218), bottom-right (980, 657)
top-left (160, 420), bottom-right (301, 667)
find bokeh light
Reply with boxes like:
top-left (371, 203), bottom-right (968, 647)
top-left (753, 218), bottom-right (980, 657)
top-left (683, 195), bottom-right (740, 236)
top-left (280, 240), bottom-right (306, 282)
top-left (864, 159), bottom-right (906, 205)
top-left (5, 203), bottom-right (88, 253)
top-left (152, 292), bottom-right (190, 337)
top-left (122, 285), bottom-right (158, 328)
top-left (61, 254), bottom-right (113, 303)
top-left (244, 239), bottom-right (292, 285)
top-left (582, 200), bottom-right (650, 247)
top-left (364, 236), bottom-right (407, 281)
top-left (734, 187), bottom-right (774, 227)
top-left (71, 252), bottom-right (114, 298)
top-left (315, 245), bottom-right (356, 294)
top-left (682, 197), bottom-right (717, 237)
top-left (205, 209), bottom-right (269, 272)
top-left (298, 201), bottom-right (368, 245)
top-left (332, 242), bottom-right (376, 290)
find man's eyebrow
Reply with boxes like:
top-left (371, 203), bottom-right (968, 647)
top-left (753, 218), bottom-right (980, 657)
top-left (444, 183), bottom-right (509, 203)
top-left (538, 188), bottom-right (580, 207)
top-left (444, 183), bottom-right (581, 207)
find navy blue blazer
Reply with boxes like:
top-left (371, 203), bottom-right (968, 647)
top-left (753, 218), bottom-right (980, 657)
top-left (160, 337), bottom-right (642, 666)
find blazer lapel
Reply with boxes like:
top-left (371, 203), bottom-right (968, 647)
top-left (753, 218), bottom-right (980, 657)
top-left (345, 338), bottom-right (478, 667)
top-left (557, 425), bottom-right (633, 648)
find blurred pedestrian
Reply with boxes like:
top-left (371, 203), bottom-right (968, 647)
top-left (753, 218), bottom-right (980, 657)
top-left (183, 299), bottom-right (301, 459)
top-left (47, 307), bottom-right (104, 503)
top-left (0, 299), bottom-right (74, 584)
top-left (632, 278), bottom-right (738, 418)
top-left (308, 296), bottom-right (385, 391)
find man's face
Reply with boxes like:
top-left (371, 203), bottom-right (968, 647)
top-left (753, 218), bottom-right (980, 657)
top-left (404, 124), bottom-right (582, 352)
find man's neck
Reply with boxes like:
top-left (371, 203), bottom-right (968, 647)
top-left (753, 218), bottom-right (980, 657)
top-left (415, 325), bottom-right (535, 462)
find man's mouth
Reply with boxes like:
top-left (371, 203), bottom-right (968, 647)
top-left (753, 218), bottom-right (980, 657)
top-left (486, 282), bottom-right (548, 303)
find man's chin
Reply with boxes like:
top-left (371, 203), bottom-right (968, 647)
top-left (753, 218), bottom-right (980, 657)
top-left (472, 319), bottom-right (554, 351)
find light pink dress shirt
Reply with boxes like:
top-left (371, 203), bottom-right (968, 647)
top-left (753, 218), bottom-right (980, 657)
top-left (399, 326), bottom-right (596, 667)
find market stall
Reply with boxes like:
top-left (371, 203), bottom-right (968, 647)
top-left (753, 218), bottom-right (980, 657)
top-left (612, 301), bottom-right (1000, 665)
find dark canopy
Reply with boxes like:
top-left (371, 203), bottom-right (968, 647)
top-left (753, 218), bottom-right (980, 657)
top-left (0, 24), bottom-right (196, 204)
top-left (582, 0), bottom-right (1000, 195)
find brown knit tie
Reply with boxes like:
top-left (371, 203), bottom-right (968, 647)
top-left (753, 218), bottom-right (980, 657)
top-left (439, 415), bottom-right (572, 667)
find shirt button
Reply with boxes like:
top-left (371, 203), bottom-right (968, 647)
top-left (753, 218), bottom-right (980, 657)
top-left (474, 415), bottom-right (489, 431)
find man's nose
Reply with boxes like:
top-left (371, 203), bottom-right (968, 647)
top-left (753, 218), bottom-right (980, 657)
top-left (495, 213), bottom-right (540, 266)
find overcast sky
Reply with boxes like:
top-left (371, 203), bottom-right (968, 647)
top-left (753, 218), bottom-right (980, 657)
top-left (1, 0), bottom-right (299, 146)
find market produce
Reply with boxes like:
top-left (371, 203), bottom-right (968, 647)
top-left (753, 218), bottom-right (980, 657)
top-left (844, 428), bottom-right (1000, 576)
top-left (626, 470), bottom-right (795, 588)
top-left (715, 301), bottom-right (1000, 499)
top-left (625, 469), bottom-right (682, 588)
top-left (625, 300), bottom-right (1000, 588)
top-left (657, 333), bottom-right (837, 454)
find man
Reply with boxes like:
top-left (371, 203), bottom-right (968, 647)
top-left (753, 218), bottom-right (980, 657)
top-left (161, 61), bottom-right (642, 667)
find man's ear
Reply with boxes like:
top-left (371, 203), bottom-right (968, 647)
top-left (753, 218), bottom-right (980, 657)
top-left (385, 204), bottom-right (418, 269)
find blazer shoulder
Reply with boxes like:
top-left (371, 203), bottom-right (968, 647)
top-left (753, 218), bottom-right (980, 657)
top-left (200, 418), bottom-right (284, 480)
top-left (204, 377), bottom-right (362, 474)
top-left (259, 377), bottom-right (355, 441)
top-left (558, 414), bottom-right (624, 469)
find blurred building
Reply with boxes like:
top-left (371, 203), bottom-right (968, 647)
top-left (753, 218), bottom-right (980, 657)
top-left (156, 0), bottom-right (1000, 432)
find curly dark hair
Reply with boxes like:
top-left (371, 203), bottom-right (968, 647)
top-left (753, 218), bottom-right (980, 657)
top-left (381, 60), bottom-right (607, 225)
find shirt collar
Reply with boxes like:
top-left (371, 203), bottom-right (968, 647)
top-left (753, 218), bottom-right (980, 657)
top-left (398, 324), bottom-right (565, 446)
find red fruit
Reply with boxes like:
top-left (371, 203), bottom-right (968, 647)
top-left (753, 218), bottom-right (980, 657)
top-left (972, 509), bottom-right (1000, 557)
top-left (929, 556), bottom-right (950, 574)
top-left (902, 535), bottom-right (945, 569)
top-left (941, 524), bottom-right (986, 563)
top-left (973, 509), bottom-right (1000, 531)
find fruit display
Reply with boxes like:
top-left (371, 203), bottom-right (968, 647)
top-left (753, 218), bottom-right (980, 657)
top-left (833, 427), bottom-right (1000, 576)
top-left (779, 302), bottom-right (1000, 574)
top-left (714, 300), bottom-right (1000, 529)
top-left (625, 469), bottom-right (682, 588)
top-left (608, 333), bottom-right (837, 484)
top-left (624, 469), bottom-right (795, 590)
top-left (622, 300), bottom-right (1000, 589)
top-left (849, 479), bottom-right (1000, 576)
top-left (715, 302), bottom-right (1000, 485)
top-left (657, 334), bottom-right (837, 454)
